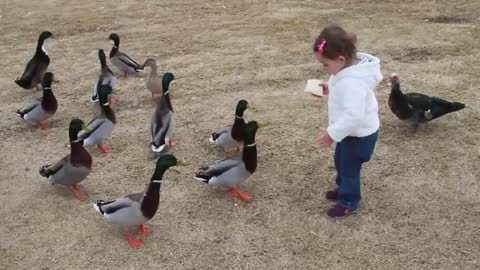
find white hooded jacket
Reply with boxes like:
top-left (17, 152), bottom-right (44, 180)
top-left (326, 52), bottom-right (383, 142)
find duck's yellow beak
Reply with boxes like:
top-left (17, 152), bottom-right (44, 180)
top-left (176, 160), bottom-right (189, 167)
top-left (258, 122), bottom-right (268, 128)
top-left (112, 88), bottom-right (120, 94)
top-left (247, 104), bottom-right (255, 110)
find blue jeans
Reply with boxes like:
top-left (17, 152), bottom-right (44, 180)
top-left (334, 130), bottom-right (379, 209)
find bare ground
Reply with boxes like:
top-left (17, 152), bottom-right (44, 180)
top-left (0, 0), bottom-right (479, 269)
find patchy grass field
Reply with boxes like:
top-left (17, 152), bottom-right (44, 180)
top-left (1, 0), bottom-right (479, 269)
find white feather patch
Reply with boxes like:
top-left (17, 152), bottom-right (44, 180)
top-left (151, 144), bottom-right (166, 153)
top-left (93, 203), bottom-right (103, 215)
top-left (193, 176), bottom-right (208, 182)
top-left (42, 45), bottom-right (48, 55)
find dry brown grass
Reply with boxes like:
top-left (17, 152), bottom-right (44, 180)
top-left (1, 0), bottom-right (479, 269)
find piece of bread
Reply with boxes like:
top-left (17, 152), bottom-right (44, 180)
top-left (304, 79), bottom-right (323, 97)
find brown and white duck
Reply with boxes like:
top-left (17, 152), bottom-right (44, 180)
top-left (15, 31), bottom-right (53, 90)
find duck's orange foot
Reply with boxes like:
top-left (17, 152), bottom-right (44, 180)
top-left (124, 231), bottom-right (143, 248)
top-left (137, 224), bottom-right (152, 236)
top-left (97, 144), bottom-right (111, 153)
top-left (168, 140), bottom-right (177, 148)
top-left (39, 122), bottom-right (47, 130)
top-left (68, 184), bottom-right (89, 201)
top-left (228, 187), bottom-right (252, 202)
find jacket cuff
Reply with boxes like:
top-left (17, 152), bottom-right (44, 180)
top-left (327, 126), bottom-right (345, 143)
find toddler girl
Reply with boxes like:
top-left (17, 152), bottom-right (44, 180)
top-left (314, 25), bottom-right (382, 218)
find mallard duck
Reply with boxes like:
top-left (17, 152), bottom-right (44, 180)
top-left (209, 99), bottom-right (254, 156)
top-left (78, 84), bottom-right (117, 153)
top-left (108, 33), bottom-right (144, 77)
top-left (93, 154), bottom-right (187, 248)
top-left (143, 58), bottom-right (163, 97)
top-left (39, 118), bottom-right (92, 200)
top-left (91, 49), bottom-right (118, 104)
top-left (150, 73), bottom-right (176, 153)
top-left (388, 73), bottom-right (465, 131)
top-left (16, 72), bottom-right (58, 130)
top-left (194, 121), bottom-right (265, 202)
top-left (15, 31), bottom-right (53, 90)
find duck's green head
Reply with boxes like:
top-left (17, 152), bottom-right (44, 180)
top-left (162, 72), bottom-right (175, 94)
top-left (39, 31), bottom-right (53, 41)
top-left (235, 99), bottom-right (254, 116)
top-left (98, 84), bottom-right (114, 106)
top-left (151, 154), bottom-right (188, 181)
top-left (98, 49), bottom-right (107, 66)
top-left (109, 33), bottom-right (120, 45)
top-left (42, 72), bottom-right (54, 89)
top-left (243, 121), bottom-right (267, 144)
top-left (69, 118), bottom-right (89, 143)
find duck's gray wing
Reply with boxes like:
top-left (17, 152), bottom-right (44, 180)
top-left (40, 155), bottom-right (67, 178)
top-left (115, 51), bottom-right (143, 70)
top-left (78, 117), bottom-right (113, 146)
top-left (208, 163), bottom-right (251, 187)
top-left (199, 158), bottom-right (242, 177)
top-left (95, 192), bottom-right (146, 225)
top-left (18, 99), bottom-right (41, 115)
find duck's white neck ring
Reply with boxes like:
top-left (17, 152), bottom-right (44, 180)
top-left (164, 91), bottom-right (169, 95)
top-left (246, 143), bottom-right (256, 147)
top-left (152, 180), bottom-right (162, 183)
top-left (103, 102), bottom-right (110, 106)
top-left (113, 45), bottom-right (118, 48)
top-left (44, 87), bottom-right (51, 90)
top-left (235, 115), bottom-right (243, 119)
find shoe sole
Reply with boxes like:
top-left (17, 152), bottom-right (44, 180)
top-left (330, 209), bottom-right (359, 219)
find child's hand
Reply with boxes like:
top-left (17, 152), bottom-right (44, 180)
top-left (318, 130), bottom-right (334, 148)
top-left (320, 82), bottom-right (329, 95)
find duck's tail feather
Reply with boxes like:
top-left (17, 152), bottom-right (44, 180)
top-left (449, 102), bottom-right (466, 112)
top-left (93, 200), bottom-right (105, 215)
top-left (209, 133), bottom-right (216, 143)
top-left (151, 143), bottom-right (166, 153)
top-left (16, 110), bottom-right (25, 119)
top-left (15, 78), bottom-right (30, 89)
top-left (193, 173), bottom-right (210, 183)
top-left (431, 99), bottom-right (466, 119)
top-left (39, 165), bottom-right (52, 178)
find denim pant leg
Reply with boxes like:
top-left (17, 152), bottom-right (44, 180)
top-left (334, 141), bottom-right (343, 187)
top-left (337, 131), bottom-right (379, 209)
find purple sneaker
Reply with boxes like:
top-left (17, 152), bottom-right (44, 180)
top-left (327, 204), bottom-right (358, 218)
top-left (325, 189), bottom-right (338, 202)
